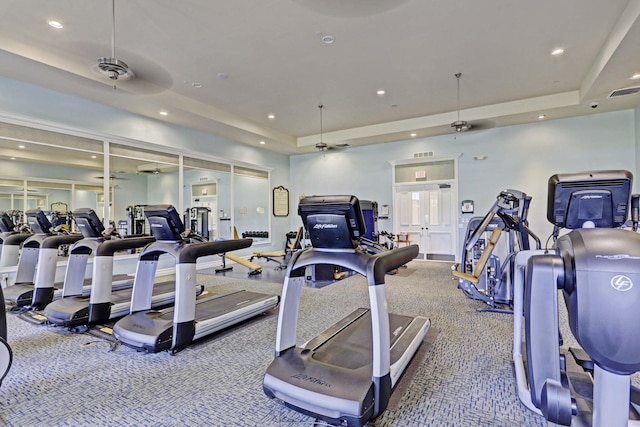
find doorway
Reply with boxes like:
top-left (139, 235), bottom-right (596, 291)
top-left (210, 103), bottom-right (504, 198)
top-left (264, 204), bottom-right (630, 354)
top-left (394, 184), bottom-right (456, 261)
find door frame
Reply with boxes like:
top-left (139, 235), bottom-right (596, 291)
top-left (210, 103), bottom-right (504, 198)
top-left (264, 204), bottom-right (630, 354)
top-left (390, 154), bottom-right (460, 261)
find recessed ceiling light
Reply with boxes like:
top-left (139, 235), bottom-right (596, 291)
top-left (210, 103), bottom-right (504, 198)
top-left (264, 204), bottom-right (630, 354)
top-left (410, 133), bottom-right (417, 137)
top-left (217, 73), bottom-right (229, 80)
top-left (631, 73), bottom-right (640, 80)
top-left (321, 35), bottom-right (335, 44)
top-left (377, 90), bottom-right (386, 96)
top-left (18, 144), bottom-right (25, 149)
top-left (91, 155), bottom-right (97, 159)
top-left (268, 114), bottom-right (275, 120)
top-left (10, 157), bottom-right (16, 160)
top-left (551, 48), bottom-right (565, 56)
top-left (48, 20), bottom-right (63, 29)
top-left (391, 104), bottom-right (398, 108)
top-left (159, 111), bottom-right (168, 116)
top-left (259, 140), bottom-right (266, 145)
top-left (192, 82), bottom-right (202, 88)
top-left (538, 115), bottom-right (546, 119)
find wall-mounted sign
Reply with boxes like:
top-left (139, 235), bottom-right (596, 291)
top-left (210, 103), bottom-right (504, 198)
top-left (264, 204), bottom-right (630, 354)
top-left (461, 199), bottom-right (474, 214)
top-left (273, 186), bottom-right (289, 217)
top-left (415, 170), bottom-right (426, 179)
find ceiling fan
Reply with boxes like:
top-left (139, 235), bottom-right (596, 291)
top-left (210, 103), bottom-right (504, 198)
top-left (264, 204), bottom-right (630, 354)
top-left (95, 175), bottom-right (127, 180)
top-left (138, 167), bottom-right (162, 175)
top-left (94, 0), bottom-right (135, 88)
top-left (450, 73), bottom-right (495, 133)
top-left (315, 105), bottom-right (350, 152)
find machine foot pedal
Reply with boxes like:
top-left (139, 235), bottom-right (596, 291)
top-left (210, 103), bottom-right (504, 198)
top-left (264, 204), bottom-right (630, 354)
top-left (569, 347), bottom-right (594, 373)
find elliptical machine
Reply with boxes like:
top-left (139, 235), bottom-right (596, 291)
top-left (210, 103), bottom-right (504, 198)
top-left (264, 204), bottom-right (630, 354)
top-left (513, 170), bottom-right (640, 426)
top-left (453, 189), bottom-right (540, 312)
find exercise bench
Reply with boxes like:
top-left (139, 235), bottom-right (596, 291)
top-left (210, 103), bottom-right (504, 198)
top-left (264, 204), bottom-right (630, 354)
top-left (250, 226), bottom-right (303, 270)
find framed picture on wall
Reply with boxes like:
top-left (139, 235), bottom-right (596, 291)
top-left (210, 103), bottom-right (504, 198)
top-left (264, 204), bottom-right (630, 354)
top-left (273, 186), bottom-right (289, 217)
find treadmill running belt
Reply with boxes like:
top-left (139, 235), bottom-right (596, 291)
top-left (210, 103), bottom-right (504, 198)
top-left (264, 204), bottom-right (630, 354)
top-left (309, 309), bottom-right (414, 370)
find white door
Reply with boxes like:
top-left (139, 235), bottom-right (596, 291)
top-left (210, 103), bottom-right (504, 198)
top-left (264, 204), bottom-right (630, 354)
top-left (395, 185), bottom-right (456, 261)
top-left (192, 196), bottom-right (217, 238)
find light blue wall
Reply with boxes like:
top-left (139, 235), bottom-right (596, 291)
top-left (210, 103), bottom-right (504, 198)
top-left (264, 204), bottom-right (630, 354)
top-left (0, 77), bottom-right (291, 252)
top-left (2, 76), bottom-right (637, 254)
top-left (290, 109), bottom-right (637, 249)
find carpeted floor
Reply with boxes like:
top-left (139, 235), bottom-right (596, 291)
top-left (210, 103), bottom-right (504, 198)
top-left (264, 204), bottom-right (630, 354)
top-left (1, 260), bottom-right (559, 426)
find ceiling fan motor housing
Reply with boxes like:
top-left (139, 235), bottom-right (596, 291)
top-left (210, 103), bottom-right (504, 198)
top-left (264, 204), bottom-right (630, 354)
top-left (97, 57), bottom-right (134, 81)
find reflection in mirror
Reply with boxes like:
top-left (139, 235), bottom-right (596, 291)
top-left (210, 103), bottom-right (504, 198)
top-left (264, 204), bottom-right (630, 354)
top-left (233, 166), bottom-right (269, 243)
top-left (0, 122), bottom-right (104, 228)
top-left (1, 121), bottom-right (275, 247)
top-left (183, 157), bottom-right (231, 240)
top-left (109, 143), bottom-right (179, 235)
top-left (0, 179), bottom-right (26, 224)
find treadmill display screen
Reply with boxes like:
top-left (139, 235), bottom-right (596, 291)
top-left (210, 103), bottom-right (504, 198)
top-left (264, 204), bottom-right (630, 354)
top-left (298, 195), bottom-right (365, 250)
top-left (144, 204), bottom-right (185, 241)
top-left (25, 209), bottom-right (52, 234)
top-left (547, 170), bottom-right (632, 229)
top-left (0, 212), bottom-right (15, 233)
top-left (73, 208), bottom-right (105, 238)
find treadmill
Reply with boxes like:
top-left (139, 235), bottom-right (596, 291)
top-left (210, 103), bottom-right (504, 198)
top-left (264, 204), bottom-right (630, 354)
top-left (42, 208), bottom-right (156, 326)
top-left (0, 211), bottom-right (17, 262)
top-left (263, 195), bottom-right (430, 427)
top-left (3, 209), bottom-right (84, 307)
top-left (112, 205), bottom-right (279, 353)
top-left (0, 211), bottom-right (30, 268)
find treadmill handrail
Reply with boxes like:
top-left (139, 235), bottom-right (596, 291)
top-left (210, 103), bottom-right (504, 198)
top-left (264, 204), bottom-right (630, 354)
top-left (95, 236), bottom-right (156, 257)
top-left (40, 233), bottom-right (84, 249)
top-left (287, 245), bottom-right (418, 285)
top-left (2, 233), bottom-right (32, 246)
top-left (178, 238), bottom-right (253, 263)
top-left (367, 245), bottom-right (419, 285)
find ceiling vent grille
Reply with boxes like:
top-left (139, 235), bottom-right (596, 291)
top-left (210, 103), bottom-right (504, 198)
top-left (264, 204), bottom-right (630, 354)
top-left (608, 86), bottom-right (640, 98)
top-left (414, 151), bottom-right (434, 158)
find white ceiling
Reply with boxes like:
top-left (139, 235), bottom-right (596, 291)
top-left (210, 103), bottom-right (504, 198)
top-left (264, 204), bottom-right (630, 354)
top-left (1, 0), bottom-right (639, 155)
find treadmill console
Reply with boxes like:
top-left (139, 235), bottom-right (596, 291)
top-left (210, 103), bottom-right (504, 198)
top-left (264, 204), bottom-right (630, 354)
top-left (25, 209), bottom-right (52, 234)
top-left (547, 169), bottom-right (632, 229)
top-left (298, 195), bottom-right (365, 250)
top-left (0, 211), bottom-right (15, 233)
top-left (144, 204), bottom-right (185, 241)
top-left (72, 208), bottom-right (105, 238)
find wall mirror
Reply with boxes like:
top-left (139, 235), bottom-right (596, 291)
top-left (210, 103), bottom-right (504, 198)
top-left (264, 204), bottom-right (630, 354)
top-left (0, 119), bottom-right (272, 244)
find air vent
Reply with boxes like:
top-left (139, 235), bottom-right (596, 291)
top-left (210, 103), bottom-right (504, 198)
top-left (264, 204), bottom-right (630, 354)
top-left (608, 86), bottom-right (640, 98)
top-left (562, 179), bottom-right (629, 189)
top-left (413, 151), bottom-right (434, 158)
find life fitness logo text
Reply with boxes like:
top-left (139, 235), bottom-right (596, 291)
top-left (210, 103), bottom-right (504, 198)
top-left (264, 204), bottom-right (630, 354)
top-left (610, 275), bottom-right (633, 292)
top-left (313, 223), bottom-right (338, 229)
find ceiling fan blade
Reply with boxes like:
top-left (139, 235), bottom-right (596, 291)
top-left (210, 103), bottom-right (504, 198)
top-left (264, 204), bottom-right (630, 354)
top-left (468, 119), bottom-right (496, 131)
